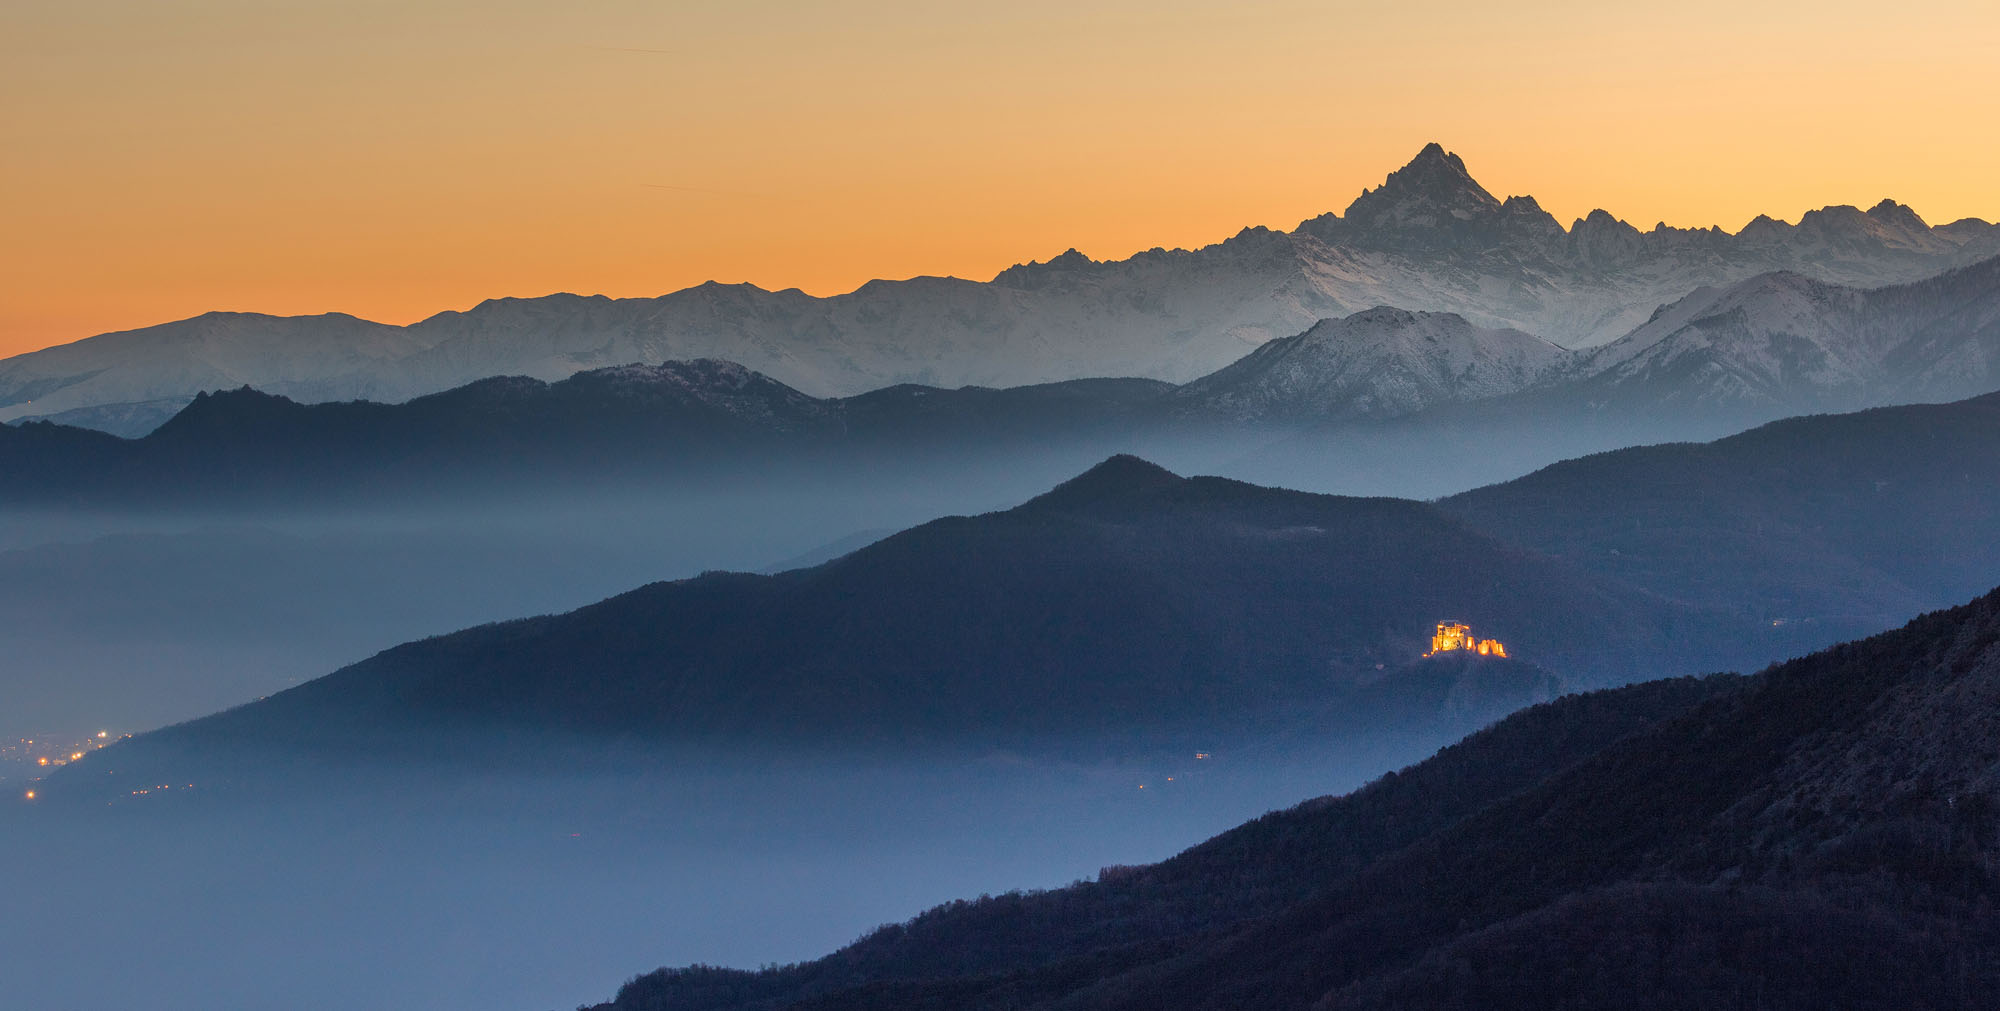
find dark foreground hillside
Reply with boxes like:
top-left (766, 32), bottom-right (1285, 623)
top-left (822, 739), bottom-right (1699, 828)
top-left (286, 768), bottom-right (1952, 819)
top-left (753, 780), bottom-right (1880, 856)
top-left (593, 585), bottom-right (2000, 1011)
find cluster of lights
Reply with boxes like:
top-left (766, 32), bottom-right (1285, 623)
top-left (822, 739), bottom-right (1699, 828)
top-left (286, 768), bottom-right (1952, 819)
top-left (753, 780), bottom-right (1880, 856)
top-left (11, 730), bottom-right (123, 802)
top-left (31, 745), bottom-right (100, 769)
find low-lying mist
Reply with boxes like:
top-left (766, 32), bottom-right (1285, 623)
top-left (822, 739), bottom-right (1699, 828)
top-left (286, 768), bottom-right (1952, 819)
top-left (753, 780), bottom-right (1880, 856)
top-left (0, 413), bottom-right (1894, 1011)
top-left (0, 460), bottom-right (1091, 741)
top-left (1, 734), bottom-right (1449, 1011)
top-left (0, 421), bottom-right (1667, 744)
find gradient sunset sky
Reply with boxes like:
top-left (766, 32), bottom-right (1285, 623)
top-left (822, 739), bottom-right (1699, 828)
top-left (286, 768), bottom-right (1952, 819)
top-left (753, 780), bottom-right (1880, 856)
top-left (5, 0), bottom-right (1997, 358)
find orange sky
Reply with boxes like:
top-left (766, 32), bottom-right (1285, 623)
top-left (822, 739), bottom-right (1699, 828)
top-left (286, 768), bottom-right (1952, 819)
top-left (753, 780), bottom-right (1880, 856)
top-left (4, 0), bottom-right (1997, 358)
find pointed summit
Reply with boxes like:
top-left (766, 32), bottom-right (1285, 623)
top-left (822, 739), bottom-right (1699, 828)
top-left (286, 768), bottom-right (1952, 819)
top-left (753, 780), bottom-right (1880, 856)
top-left (1301, 143), bottom-right (1567, 255)
top-left (145, 385), bottom-right (307, 444)
top-left (1344, 143), bottom-right (1500, 221)
top-left (1025, 454), bottom-right (1184, 512)
top-left (1866, 198), bottom-right (1929, 232)
top-left (990, 247), bottom-right (1100, 289)
top-left (1407, 141), bottom-right (1464, 174)
top-left (1569, 209), bottom-right (1645, 267)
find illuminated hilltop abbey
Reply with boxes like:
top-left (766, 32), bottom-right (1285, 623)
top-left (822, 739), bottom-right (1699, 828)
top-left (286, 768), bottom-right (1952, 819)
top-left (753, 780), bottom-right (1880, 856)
top-left (1426, 621), bottom-right (1507, 658)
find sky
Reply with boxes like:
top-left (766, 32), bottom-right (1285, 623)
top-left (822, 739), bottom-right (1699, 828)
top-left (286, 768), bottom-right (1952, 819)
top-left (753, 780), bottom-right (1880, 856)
top-left (4, 0), bottom-right (1997, 358)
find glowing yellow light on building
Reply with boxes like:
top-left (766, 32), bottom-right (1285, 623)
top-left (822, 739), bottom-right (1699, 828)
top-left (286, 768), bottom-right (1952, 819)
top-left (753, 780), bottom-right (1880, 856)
top-left (1424, 621), bottom-right (1508, 659)
top-left (23, 790), bottom-right (33, 800)
top-left (37, 757), bottom-right (48, 766)
top-left (69, 752), bottom-right (83, 761)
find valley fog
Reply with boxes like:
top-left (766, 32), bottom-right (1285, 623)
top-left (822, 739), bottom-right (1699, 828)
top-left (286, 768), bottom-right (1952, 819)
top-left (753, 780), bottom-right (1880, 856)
top-left (0, 454), bottom-right (1096, 742)
top-left (0, 739), bottom-right (1441, 1011)
top-left (0, 423), bottom-right (1637, 745)
top-left (2, 441), bottom-right (1546, 1011)
top-left (5, 26), bottom-right (1998, 999)
top-left (7, 368), bottom-right (1996, 1011)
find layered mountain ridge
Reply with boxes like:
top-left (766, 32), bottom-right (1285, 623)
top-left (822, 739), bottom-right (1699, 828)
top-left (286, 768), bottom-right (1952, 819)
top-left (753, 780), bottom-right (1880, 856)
top-left (1559, 252), bottom-right (2000, 414)
top-left (6, 143), bottom-right (1995, 430)
top-left (45, 384), bottom-right (2000, 799)
top-left (43, 454), bottom-right (1690, 798)
top-left (0, 363), bottom-right (1183, 505)
top-left (8, 257), bottom-right (2000, 507)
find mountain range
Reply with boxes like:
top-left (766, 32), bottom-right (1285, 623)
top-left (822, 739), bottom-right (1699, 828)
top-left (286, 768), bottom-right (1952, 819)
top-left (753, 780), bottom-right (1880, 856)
top-left (46, 455), bottom-right (1687, 799)
top-left (47, 384), bottom-right (2000, 798)
top-left (0, 363), bottom-right (1180, 506)
top-left (8, 250), bottom-right (2000, 506)
top-left (13, 129), bottom-right (2000, 1011)
top-left (586, 583), bottom-right (2000, 1011)
top-left (1437, 392), bottom-right (2000, 625)
top-left (6, 143), bottom-right (1996, 434)
top-left (1558, 252), bottom-right (2000, 417)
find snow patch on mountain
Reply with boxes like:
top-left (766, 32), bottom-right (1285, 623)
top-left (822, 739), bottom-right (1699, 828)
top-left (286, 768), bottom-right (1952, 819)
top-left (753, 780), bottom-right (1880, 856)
top-left (1174, 307), bottom-right (1570, 422)
top-left (6, 145), bottom-right (1999, 431)
top-left (1563, 256), bottom-right (2000, 412)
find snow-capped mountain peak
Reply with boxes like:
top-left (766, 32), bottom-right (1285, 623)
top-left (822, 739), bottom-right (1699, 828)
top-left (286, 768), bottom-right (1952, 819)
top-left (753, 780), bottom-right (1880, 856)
top-left (1344, 142), bottom-right (1501, 222)
top-left (6, 146), bottom-right (1997, 433)
top-left (1172, 306), bottom-right (1572, 422)
top-left (1563, 256), bottom-right (2000, 414)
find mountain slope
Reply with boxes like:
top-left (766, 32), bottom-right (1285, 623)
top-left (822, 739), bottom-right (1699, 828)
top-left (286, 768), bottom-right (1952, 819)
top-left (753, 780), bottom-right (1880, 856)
top-left (1170, 307), bottom-right (1568, 422)
top-left (8, 145), bottom-right (1996, 430)
top-left (1438, 391), bottom-right (2000, 629)
top-left (1560, 253), bottom-right (2000, 415)
top-left (1216, 255), bottom-right (2000, 499)
top-left (0, 311), bottom-right (430, 425)
top-left (45, 456), bottom-right (1746, 799)
top-left (589, 585), bottom-right (2000, 1011)
top-left (9, 365), bottom-right (1996, 652)
top-left (596, 675), bottom-right (1737, 1011)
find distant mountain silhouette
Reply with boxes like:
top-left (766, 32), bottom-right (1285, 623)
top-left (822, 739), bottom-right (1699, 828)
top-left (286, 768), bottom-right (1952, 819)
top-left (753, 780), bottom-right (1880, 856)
top-left (44, 456), bottom-right (1745, 799)
top-left (0, 363), bottom-right (1172, 506)
top-left (1211, 254), bottom-right (2000, 495)
top-left (9, 396), bottom-right (193, 438)
top-left (6, 371), bottom-right (1996, 707)
top-left (1302, 142), bottom-right (1563, 256)
top-left (8, 382), bottom-right (1998, 684)
top-left (1440, 391), bottom-right (2000, 632)
top-left (585, 584), bottom-right (2000, 1011)
top-left (7, 144), bottom-right (1996, 429)
top-left (9, 253), bottom-right (2000, 507)
top-left (838, 377), bottom-right (1173, 445)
